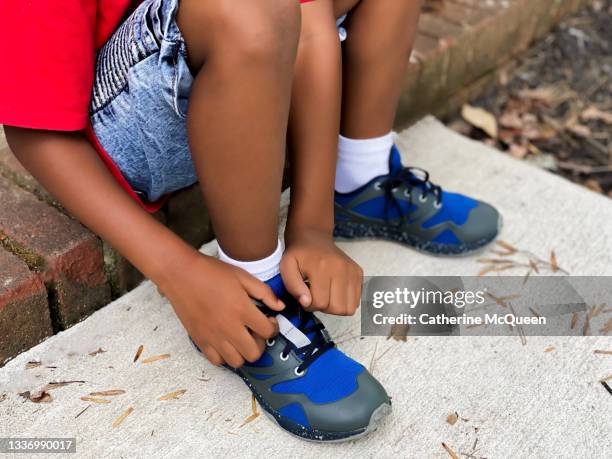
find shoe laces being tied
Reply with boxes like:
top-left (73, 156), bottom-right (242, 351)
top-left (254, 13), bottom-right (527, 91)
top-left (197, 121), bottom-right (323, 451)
top-left (378, 166), bottom-right (443, 226)
top-left (259, 302), bottom-right (335, 374)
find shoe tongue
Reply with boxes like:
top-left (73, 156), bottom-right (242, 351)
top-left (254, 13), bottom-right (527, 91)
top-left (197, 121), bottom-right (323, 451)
top-left (388, 145), bottom-right (403, 175)
top-left (264, 274), bottom-right (319, 347)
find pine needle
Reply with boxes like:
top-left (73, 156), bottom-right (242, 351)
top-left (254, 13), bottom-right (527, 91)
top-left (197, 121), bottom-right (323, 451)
top-left (133, 345), bottom-right (144, 363)
top-left (80, 396), bottom-right (111, 404)
top-left (158, 389), bottom-right (187, 401)
top-left (89, 390), bottom-right (125, 397)
top-left (112, 406), bottom-right (134, 428)
top-left (141, 354), bottom-right (170, 364)
top-left (550, 250), bottom-right (559, 272)
top-left (442, 442), bottom-right (460, 459)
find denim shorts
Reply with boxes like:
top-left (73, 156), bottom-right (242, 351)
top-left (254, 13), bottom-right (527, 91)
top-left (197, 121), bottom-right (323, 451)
top-left (90, 0), bottom-right (350, 203)
top-left (90, 0), bottom-right (194, 202)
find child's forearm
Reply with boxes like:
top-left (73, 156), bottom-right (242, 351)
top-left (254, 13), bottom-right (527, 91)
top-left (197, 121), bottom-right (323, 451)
top-left (286, 2), bottom-right (341, 238)
top-left (4, 127), bottom-right (197, 290)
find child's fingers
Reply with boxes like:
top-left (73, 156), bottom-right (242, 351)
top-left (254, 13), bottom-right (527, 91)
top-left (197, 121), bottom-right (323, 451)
top-left (346, 280), bottom-right (361, 316)
top-left (307, 269), bottom-right (331, 312)
top-left (330, 275), bottom-right (349, 316)
top-left (243, 303), bottom-right (279, 339)
top-left (280, 256), bottom-right (312, 307)
top-left (231, 327), bottom-right (265, 363)
top-left (201, 344), bottom-right (225, 366)
top-left (218, 341), bottom-right (245, 369)
top-left (241, 273), bottom-right (285, 311)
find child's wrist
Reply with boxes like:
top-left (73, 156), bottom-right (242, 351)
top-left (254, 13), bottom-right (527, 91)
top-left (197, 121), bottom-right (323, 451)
top-left (284, 222), bottom-right (333, 246)
top-left (144, 237), bottom-right (202, 292)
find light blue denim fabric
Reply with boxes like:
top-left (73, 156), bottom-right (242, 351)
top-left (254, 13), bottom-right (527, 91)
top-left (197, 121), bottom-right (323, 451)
top-left (90, 0), bottom-right (350, 202)
top-left (90, 0), bottom-right (196, 202)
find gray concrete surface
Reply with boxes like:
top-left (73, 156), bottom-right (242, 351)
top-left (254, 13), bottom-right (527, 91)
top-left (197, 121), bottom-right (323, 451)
top-left (1, 118), bottom-right (611, 458)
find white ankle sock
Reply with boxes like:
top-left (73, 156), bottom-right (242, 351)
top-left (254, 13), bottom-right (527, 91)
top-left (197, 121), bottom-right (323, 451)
top-left (334, 132), bottom-right (394, 193)
top-left (217, 239), bottom-right (283, 282)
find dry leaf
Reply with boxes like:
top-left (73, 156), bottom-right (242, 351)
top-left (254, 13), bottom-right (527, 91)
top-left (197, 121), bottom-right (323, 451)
top-left (499, 111), bottom-right (523, 129)
top-left (478, 264), bottom-right (499, 276)
top-left (44, 381), bottom-right (85, 391)
top-left (80, 396), bottom-right (111, 404)
top-left (112, 406), bottom-right (134, 428)
top-left (442, 442), bottom-right (460, 459)
top-left (600, 318), bottom-right (612, 335)
top-left (88, 348), bottom-right (106, 356)
top-left (89, 390), bottom-right (125, 397)
top-left (19, 390), bottom-right (52, 404)
top-left (570, 312), bottom-right (579, 329)
top-left (585, 179), bottom-right (603, 193)
top-left (544, 346), bottom-right (555, 353)
top-left (239, 394), bottom-right (260, 428)
top-left (446, 412), bottom-right (459, 426)
top-left (0, 393), bottom-right (7, 403)
top-left (566, 121), bottom-right (592, 138)
top-left (581, 105), bottom-right (612, 124)
top-left (141, 354), bottom-right (170, 364)
top-left (594, 350), bottom-right (612, 355)
top-left (25, 361), bottom-right (42, 369)
top-left (550, 250), bottom-right (559, 272)
top-left (477, 258), bottom-right (514, 264)
top-left (461, 104), bottom-right (498, 138)
top-left (133, 345), bottom-right (144, 363)
top-left (158, 389), bottom-right (187, 401)
top-left (518, 86), bottom-right (558, 105)
top-left (496, 240), bottom-right (519, 253)
top-left (529, 307), bottom-right (541, 318)
top-left (529, 260), bottom-right (540, 274)
top-left (387, 323), bottom-right (410, 341)
top-left (509, 143), bottom-right (529, 159)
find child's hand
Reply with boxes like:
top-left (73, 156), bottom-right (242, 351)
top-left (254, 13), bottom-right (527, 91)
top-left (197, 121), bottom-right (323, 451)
top-left (281, 229), bottom-right (363, 316)
top-left (158, 253), bottom-right (285, 368)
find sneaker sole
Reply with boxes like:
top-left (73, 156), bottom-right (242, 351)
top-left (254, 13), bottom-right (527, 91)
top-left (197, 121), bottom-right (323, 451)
top-left (334, 213), bottom-right (504, 257)
top-left (232, 366), bottom-right (392, 442)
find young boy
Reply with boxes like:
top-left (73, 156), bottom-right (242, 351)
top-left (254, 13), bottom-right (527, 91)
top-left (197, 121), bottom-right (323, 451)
top-left (0, 0), bottom-right (499, 442)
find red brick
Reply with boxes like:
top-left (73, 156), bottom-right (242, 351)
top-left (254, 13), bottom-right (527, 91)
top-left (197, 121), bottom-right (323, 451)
top-left (0, 177), bottom-right (110, 328)
top-left (0, 248), bottom-right (53, 365)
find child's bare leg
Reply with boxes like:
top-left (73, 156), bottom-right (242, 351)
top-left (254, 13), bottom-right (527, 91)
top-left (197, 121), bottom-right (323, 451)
top-left (281, 0), bottom-right (364, 316)
top-left (332, 0), bottom-right (501, 256)
top-left (337, 0), bottom-right (421, 138)
top-left (287, 0), bottom-right (340, 232)
top-left (178, 0), bottom-right (300, 261)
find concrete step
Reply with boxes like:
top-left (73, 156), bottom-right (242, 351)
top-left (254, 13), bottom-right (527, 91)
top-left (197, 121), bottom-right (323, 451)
top-left (0, 118), bottom-right (610, 458)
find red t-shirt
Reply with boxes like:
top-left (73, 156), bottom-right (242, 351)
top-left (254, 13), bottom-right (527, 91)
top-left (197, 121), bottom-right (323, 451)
top-left (0, 0), bottom-right (314, 211)
top-left (0, 0), bottom-right (132, 131)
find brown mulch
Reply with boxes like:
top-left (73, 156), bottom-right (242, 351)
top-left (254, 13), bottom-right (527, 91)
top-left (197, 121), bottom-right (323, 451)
top-left (448, 1), bottom-right (612, 197)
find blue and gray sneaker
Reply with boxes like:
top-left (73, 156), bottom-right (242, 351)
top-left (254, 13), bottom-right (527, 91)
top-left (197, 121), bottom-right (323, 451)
top-left (334, 145), bottom-right (501, 255)
top-left (193, 275), bottom-right (391, 442)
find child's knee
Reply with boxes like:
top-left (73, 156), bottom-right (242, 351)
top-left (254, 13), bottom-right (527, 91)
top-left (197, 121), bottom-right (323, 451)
top-left (222, 0), bottom-right (301, 65)
top-left (180, 0), bottom-right (300, 69)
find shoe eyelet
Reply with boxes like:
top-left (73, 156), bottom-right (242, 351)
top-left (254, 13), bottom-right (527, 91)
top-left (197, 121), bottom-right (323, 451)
top-left (294, 367), bottom-right (305, 376)
top-left (419, 194), bottom-right (427, 203)
top-left (266, 339), bottom-right (275, 347)
top-left (373, 182), bottom-right (383, 190)
top-left (279, 352), bottom-right (289, 361)
top-left (404, 189), bottom-right (411, 198)
top-left (434, 201), bottom-right (442, 209)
